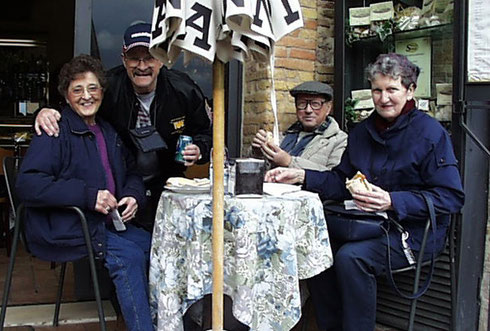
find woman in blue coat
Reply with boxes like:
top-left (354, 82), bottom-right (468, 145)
top-left (16, 55), bottom-right (153, 331)
top-left (265, 53), bottom-right (464, 331)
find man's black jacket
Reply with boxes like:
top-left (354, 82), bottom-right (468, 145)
top-left (98, 65), bottom-right (212, 184)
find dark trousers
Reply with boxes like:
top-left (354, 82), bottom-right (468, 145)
top-left (307, 230), bottom-right (435, 331)
top-left (134, 182), bottom-right (163, 232)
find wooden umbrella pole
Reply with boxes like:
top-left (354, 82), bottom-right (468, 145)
top-left (212, 59), bottom-right (225, 331)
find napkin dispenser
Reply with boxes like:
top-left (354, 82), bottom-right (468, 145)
top-left (232, 158), bottom-right (265, 195)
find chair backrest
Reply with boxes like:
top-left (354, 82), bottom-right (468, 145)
top-left (0, 148), bottom-right (14, 198)
top-left (3, 156), bottom-right (23, 218)
top-left (0, 148), bottom-right (14, 176)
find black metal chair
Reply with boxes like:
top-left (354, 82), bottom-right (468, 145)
top-left (0, 148), bottom-right (14, 257)
top-left (300, 199), bottom-right (451, 331)
top-left (0, 156), bottom-right (106, 330)
top-left (386, 217), bottom-right (455, 331)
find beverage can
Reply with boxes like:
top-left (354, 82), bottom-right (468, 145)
top-left (175, 135), bottom-right (193, 163)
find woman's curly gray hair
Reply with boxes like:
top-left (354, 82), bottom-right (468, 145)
top-left (58, 54), bottom-right (107, 97)
top-left (366, 53), bottom-right (420, 89)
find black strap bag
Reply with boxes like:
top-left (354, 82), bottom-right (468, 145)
top-left (323, 202), bottom-right (387, 242)
top-left (324, 192), bottom-right (438, 299)
top-left (128, 99), bottom-right (168, 153)
top-left (129, 125), bottom-right (168, 153)
top-left (128, 126), bottom-right (168, 183)
top-left (385, 192), bottom-right (438, 299)
top-left (127, 100), bottom-right (169, 183)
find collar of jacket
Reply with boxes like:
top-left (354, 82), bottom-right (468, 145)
top-left (62, 105), bottom-right (109, 135)
top-left (365, 106), bottom-right (417, 144)
top-left (284, 118), bottom-right (331, 135)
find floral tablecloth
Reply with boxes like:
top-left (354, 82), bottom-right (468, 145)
top-left (149, 190), bottom-right (333, 331)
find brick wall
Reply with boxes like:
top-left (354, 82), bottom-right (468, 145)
top-left (241, 0), bottom-right (335, 156)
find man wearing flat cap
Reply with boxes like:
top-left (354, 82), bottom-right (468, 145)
top-left (252, 81), bottom-right (347, 171)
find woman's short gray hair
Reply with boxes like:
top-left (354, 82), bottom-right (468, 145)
top-left (366, 53), bottom-right (420, 89)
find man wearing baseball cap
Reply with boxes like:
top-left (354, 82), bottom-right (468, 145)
top-left (34, 22), bottom-right (212, 230)
top-left (252, 80), bottom-right (347, 171)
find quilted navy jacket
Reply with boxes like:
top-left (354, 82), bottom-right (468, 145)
top-left (16, 106), bottom-right (146, 262)
top-left (305, 108), bottom-right (465, 252)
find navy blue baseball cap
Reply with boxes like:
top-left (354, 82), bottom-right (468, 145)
top-left (123, 23), bottom-right (151, 53)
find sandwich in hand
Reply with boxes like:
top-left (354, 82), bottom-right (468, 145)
top-left (345, 171), bottom-right (372, 194)
top-left (265, 131), bottom-right (274, 144)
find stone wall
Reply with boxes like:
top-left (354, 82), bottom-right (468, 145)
top-left (241, 0), bottom-right (335, 156)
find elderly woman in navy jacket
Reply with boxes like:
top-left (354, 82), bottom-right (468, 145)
top-left (16, 55), bottom-right (153, 331)
top-left (265, 53), bottom-right (464, 331)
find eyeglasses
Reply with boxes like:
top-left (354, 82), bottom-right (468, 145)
top-left (124, 55), bottom-right (157, 68)
top-left (70, 84), bottom-right (102, 97)
top-left (295, 99), bottom-right (327, 111)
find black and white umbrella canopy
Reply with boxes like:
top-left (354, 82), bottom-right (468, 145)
top-left (150, 0), bottom-right (303, 66)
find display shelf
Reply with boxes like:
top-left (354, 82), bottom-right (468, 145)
top-left (348, 23), bottom-right (453, 45)
top-left (0, 39), bottom-right (48, 118)
top-left (394, 22), bottom-right (452, 39)
top-left (336, 1), bottom-right (454, 130)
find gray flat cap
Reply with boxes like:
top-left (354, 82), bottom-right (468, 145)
top-left (290, 81), bottom-right (333, 99)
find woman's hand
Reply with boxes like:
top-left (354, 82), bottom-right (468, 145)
top-left (265, 167), bottom-right (305, 184)
top-left (182, 143), bottom-right (201, 166)
top-left (118, 196), bottom-right (138, 222)
top-left (95, 190), bottom-right (118, 215)
top-left (34, 108), bottom-right (61, 137)
top-left (350, 183), bottom-right (392, 212)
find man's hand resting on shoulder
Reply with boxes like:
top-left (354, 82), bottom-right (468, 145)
top-left (35, 108), bottom-right (62, 137)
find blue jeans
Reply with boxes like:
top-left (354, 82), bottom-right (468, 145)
top-left (104, 224), bottom-right (153, 331)
top-left (308, 230), bottom-right (438, 331)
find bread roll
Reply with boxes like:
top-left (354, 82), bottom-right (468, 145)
top-left (345, 171), bottom-right (372, 194)
top-left (265, 131), bottom-right (274, 143)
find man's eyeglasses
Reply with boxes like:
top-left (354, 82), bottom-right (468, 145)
top-left (124, 55), bottom-right (157, 68)
top-left (295, 99), bottom-right (327, 111)
top-left (70, 84), bottom-right (102, 97)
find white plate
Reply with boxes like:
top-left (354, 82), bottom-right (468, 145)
top-left (263, 182), bottom-right (301, 196)
top-left (234, 194), bottom-right (263, 199)
top-left (164, 185), bottom-right (210, 194)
